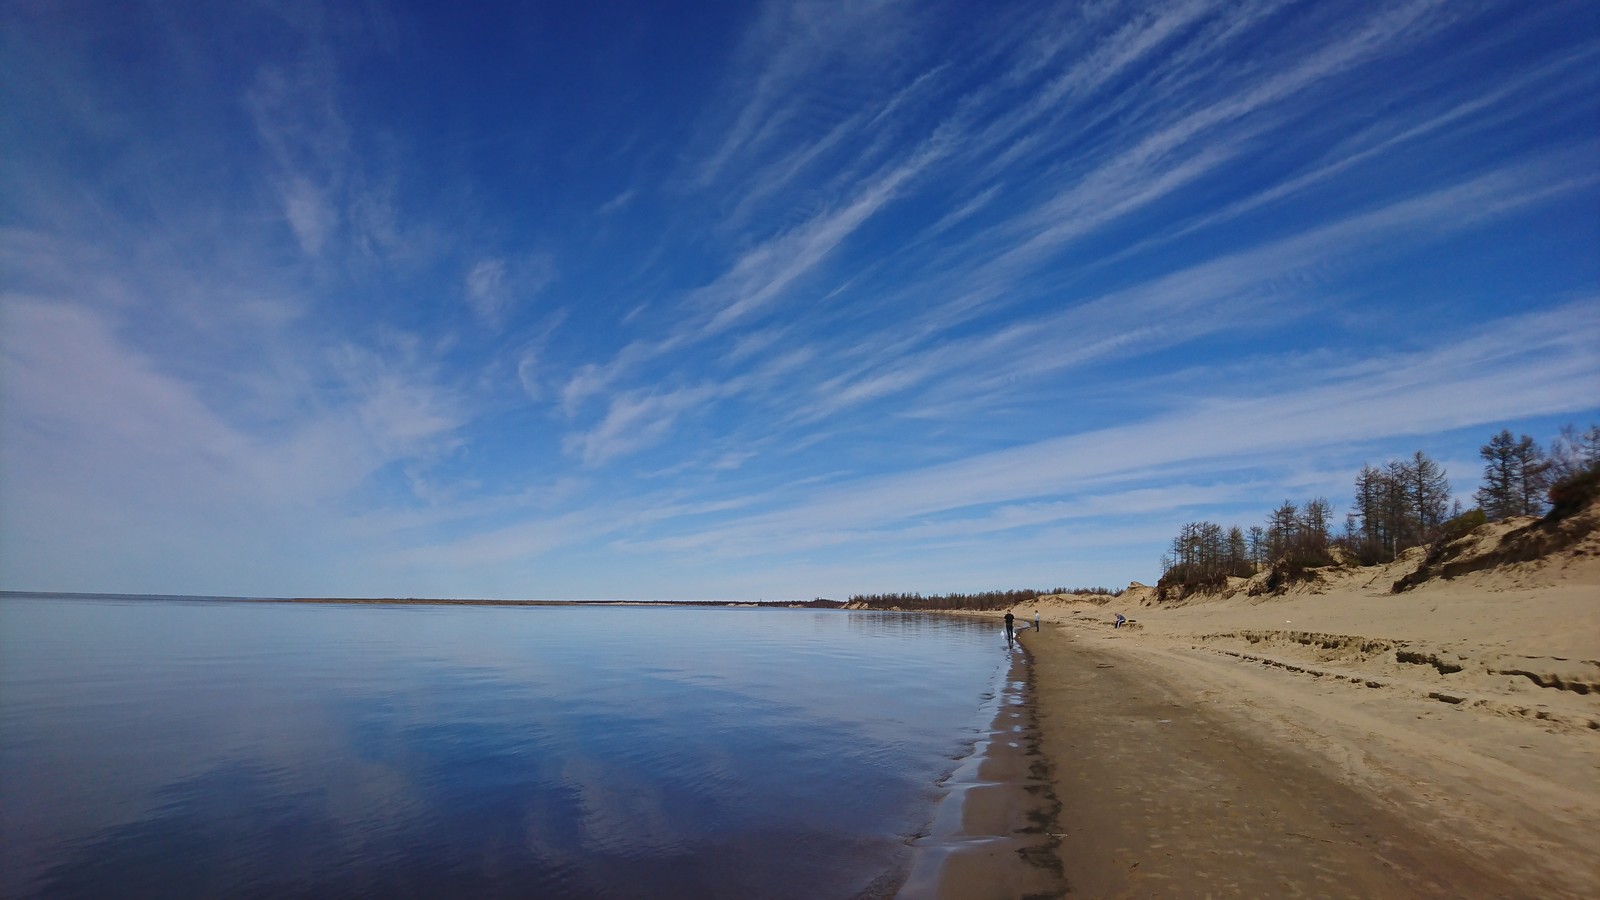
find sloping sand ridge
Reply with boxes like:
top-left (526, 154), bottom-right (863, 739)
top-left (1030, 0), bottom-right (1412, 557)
top-left (989, 504), bottom-right (1599, 897)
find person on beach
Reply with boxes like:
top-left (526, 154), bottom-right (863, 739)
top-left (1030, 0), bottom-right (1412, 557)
top-left (1114, 613), bottom-right (1126, 629)
top-left (1035, 610), bottom-right (1040, 631)
top-left (1004, 612), bottom-right (1015, 640)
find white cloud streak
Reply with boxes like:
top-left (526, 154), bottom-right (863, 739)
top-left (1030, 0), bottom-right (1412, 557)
top-left (616, 301), bottom-right (1600, 559)
top-left (466, 253), bottom-right (556, 327)
top-left (552, 0), bottom-right (1586, 472)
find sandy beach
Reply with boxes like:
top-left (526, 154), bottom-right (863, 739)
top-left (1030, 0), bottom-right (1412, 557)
top-left (934, 511), bottom-right (1600, 898)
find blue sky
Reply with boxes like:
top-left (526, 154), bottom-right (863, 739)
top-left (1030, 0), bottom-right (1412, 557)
top-left (3, 0), bottom-right (1597, 600)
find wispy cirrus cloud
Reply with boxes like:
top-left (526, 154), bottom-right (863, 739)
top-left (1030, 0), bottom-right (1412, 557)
top-left (246, 49), bottom-right (351, 258)
top-left (553, 146), bottom-right (937, 436)
top-left (551, 0), bottom-right (1589, 474)
top-left (611, 299), bottom-right (1599, 560)
top-left (0, 296), bottom-right (469, 590)
top-left (465, 253), bottom-right (556, 328)
top-left (693, 152), bottom-right (934, 337)
top-left (783, 151), bottom-right (1597, 423)
top-left (564, 384), bottom-right (721, 467)
top-left (689, 0), bottom-right (918, 188)
top-left (368, 297), bottom-right (1597, 588)
top-left (3, 0), bottom-right (1595, 599)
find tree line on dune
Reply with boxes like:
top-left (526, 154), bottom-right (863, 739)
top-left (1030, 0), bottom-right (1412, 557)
top-left (846, 586), bottom-right (1121, 611)
top-left (1157, 423), bottom-right (1600, 598)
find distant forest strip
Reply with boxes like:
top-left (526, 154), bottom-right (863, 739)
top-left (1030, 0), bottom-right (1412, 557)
top-left (2, 593), bottom-right (834, 610)
top-left (847, 587), bottom-right (1120, 611)
top-left (285, 597), bottom-right (847, 608)
top-left (289, 597), bottom-right (577, 605)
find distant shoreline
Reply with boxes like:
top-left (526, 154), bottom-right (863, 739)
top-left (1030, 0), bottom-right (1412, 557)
top-left (0, 590), bottom-right (844, 609)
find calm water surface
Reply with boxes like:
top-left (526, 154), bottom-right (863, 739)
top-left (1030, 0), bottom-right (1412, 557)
top-left (0, 596), bottom-right (1014, 898)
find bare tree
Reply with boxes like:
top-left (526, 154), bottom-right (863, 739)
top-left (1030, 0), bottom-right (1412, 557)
top-left (1227, 525), bottom-right (1249, 576)
top-left (1404, 450), bottom-right (1451, 542)
top-left (1266, 500), bottom-right (1298, 560)
top-left (1353, 464), bottom-right (1389, 560)
top-left (1299, 497), bottom-right (1332, 553)
top-left (1476, 429), bottom-right (1549, 519)
top-left (1548, 423), bottom-right (1600, 483)
top-left (1246, 525), bottom-right (1266, 571)
top-left (1350, 453), bottom-right (1450, 561)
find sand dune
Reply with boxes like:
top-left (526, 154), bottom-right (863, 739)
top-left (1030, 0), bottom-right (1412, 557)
top-left (988, 507), bottom-right (1600, 897)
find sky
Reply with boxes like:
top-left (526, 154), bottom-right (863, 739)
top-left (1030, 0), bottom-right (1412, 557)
top-left (2, 0), bottom-right (1597, 601)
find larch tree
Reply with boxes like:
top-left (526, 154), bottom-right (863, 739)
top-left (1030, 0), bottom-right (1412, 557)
top-left (1246, 525), bottom-right (1266, 571)
top-left (1299, 497), bottom-right (1332, 553)
top-left (1353, 464), bottom-right (1389, 559)
top-left (1404, 450), bottom-right (1451, 542)
top-left (1266, 500), bottom-right (1298, 560)
top-left (1476, 429), bottom-right (1549, 519)
top-left (1383, 459), bottom-right (1413, 549)
top-left (1227, 525), bottom-right (1249, 576)
top-left (1549, 423), bottom-right (1600, 482)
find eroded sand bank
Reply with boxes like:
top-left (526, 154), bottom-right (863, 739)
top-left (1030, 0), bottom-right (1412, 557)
top-left (976, 526), bottom-right (1600, 898)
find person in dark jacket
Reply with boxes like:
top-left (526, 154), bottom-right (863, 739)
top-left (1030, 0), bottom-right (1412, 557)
top-left (1004, 612), bottom-right (1015, 640)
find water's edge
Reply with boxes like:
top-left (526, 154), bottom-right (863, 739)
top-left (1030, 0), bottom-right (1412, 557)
top-left (895, 635), bottom-right (1064, 898)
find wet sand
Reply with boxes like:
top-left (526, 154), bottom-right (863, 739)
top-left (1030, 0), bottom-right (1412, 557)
top-left (899, 639), bottom-right (1064, 899)
top-left (1025, 624), bottom-right (1535, 898)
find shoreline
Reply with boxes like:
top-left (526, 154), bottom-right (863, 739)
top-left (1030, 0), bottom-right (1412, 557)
top-left (0, 591), bottom-right (839, 608)
top-left (898, 636), bottom-right (1064, 899)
